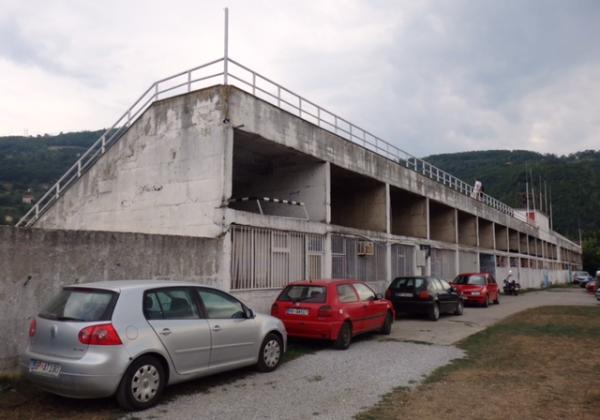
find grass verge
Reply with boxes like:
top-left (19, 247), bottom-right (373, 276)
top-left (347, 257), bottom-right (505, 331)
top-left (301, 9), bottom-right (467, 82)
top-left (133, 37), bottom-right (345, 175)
top-left (356, 305), bottom-right (600, 420)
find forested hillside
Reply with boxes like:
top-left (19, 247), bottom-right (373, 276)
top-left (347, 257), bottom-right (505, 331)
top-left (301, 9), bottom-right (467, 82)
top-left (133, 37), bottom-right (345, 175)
top-left (426, 150), bottom-right (600, 273)
top-left (0, 130), bottom-right (104, 223)
top-left (426, 150), bottom-right (600, 238)
top-left (1, 132), bottom-right (598, 271)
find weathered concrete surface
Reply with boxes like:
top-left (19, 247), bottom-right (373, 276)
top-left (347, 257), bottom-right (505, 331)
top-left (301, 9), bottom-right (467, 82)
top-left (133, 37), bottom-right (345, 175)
top-left (429, 201), bottom-right (456, 243)
top-left (0, 226), bottom-right (225, 372)
top-left (494, 223), bottom-right (508, 251)
top-left (390, 187), bottom-right (428, 238)
top-left (36, 87), bottom-right (229, 238)
top-left (458, 210), bottom-right (477, 247)
top-left (389, 288), bottom-right (596, 345)
top-left (478, 218), bottom-right (494, 249)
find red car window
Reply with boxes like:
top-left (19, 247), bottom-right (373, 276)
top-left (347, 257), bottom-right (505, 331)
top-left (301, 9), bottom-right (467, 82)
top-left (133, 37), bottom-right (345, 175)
top-left (353, 283), bottom-right (375, 301)
top-left (337, 284), bottom-right (358, 303)
top-left (278, 285), bottom-right (327, 303)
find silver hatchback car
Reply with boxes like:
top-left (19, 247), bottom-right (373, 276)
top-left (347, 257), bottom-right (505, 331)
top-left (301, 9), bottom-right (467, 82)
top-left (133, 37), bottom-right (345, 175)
top-left (21, 280), bottom-right (287, 410)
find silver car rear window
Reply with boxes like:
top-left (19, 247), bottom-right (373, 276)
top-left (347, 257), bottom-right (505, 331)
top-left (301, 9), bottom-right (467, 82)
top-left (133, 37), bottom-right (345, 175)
top-left (39, 288), bottom-right (117, 322)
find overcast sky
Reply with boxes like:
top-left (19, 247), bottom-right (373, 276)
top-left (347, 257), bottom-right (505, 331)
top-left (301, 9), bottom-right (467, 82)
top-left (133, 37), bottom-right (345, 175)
top-left (1, 0), bottom-right (599, 157)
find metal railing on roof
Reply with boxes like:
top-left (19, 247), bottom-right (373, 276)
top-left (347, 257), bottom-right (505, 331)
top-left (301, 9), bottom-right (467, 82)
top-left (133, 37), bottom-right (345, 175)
top-left (16, 57), bottom-right (526, 227)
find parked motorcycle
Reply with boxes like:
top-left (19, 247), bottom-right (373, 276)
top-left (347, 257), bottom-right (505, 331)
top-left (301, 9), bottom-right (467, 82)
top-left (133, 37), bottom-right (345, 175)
top-left (503, 271), bottom-right (521, 296)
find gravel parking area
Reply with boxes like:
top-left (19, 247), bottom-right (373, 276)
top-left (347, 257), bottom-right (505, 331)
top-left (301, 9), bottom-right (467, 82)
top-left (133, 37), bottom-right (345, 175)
top-left (127, 339), bottom-right (463, 420)
top-left (125, 288), bottom-right (594, 420)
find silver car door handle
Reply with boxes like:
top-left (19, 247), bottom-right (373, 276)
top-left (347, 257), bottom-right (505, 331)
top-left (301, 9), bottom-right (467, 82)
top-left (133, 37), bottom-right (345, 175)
top-left (160, 328), bottom-right (172, 336)
top-left (212, 325), bottom-right (221, 332)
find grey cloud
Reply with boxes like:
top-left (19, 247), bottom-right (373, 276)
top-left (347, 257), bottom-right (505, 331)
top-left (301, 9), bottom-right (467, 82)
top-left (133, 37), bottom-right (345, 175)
top-left (0, 18), bottom-right (105, 87)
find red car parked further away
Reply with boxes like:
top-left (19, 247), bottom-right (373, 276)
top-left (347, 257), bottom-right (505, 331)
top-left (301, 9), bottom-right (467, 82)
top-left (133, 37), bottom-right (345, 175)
top-left (451, 272), bottom-right (500, 307)
top-left (586, 279), bottom-right (598, 294)
top-left (271, 279), bottom-right (394, 350)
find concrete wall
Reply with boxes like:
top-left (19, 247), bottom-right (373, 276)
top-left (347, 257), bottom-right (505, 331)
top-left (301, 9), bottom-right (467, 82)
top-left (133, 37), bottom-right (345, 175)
top-left (390, 187), bottom-right (428, 239)
top-left (429, 201), bottom-right (456, 243)
top-left (479, 219), bottom-right (494, 249)
top-left (231, 131), bottom-right (328, 222)
top-left (495, 224), bottom-right (508, 251)
top-left (458, 211), bottom-right (477, 247)
top-left (520, 233), bottom-right (529, 254)
top-left (36, 88), bottom-right (229, 238)
top-left (330, 167), bottom-right (387, 232)
top-left (0, 226), bottom-right (226, 373)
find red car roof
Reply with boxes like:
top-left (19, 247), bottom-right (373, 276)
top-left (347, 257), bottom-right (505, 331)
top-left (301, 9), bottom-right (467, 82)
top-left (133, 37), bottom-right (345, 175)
top-left (285, 279), bottom-right (361, 287)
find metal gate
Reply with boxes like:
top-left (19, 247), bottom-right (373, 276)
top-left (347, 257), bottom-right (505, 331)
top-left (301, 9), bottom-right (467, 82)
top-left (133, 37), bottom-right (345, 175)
top-left (391, 244), bottom-right (415, 278)
top-left (479, 253), bottom-right (495, 276)
top-left (331, 235), bottom-right (386, 283)
top-left (231, 225), bottom-right (324, 289)
top-left (459, 251), bottom-right (478, 273)
top-left (430, 248), bottom-right (456, 281)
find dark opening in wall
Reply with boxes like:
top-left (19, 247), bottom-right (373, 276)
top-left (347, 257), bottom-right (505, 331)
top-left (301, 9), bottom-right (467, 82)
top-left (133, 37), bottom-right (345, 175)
top-left (231, 129), bottom-right (327, 221)
top-left (330, 165), bottom-right (386, 232)
top-left (390, 187), bottom-right (427, 238)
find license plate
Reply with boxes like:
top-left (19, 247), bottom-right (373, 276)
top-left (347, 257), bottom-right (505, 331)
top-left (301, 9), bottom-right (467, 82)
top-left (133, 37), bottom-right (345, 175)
top-left (29, 360), bottom-right (61, 377)
top-left (287, 308), bottom-right (309, 315)
top-left (396, 292), bottom-right (412, 297)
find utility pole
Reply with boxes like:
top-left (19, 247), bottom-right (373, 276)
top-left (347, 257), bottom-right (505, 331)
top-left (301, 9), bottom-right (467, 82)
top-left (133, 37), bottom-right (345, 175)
top-left (224, 7), bottom-right (229, 85)
top-left (538, 175), bottom-right (543, 213)
top-left (530, 170), bottom-right (536, 212)
top-left (549, 186), bottom-right (553, 231)
top-left (544, 181), bottom-right (548, 217)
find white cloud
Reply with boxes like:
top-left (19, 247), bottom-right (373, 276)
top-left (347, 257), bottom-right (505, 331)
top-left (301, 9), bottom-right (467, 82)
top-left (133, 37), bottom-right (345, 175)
top-left (0, 0), bottom-right (599, 157)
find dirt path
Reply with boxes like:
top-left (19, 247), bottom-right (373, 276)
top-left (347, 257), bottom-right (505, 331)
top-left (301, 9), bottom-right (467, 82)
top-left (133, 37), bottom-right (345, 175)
top-left (388, 287), bottom-right (596, 345)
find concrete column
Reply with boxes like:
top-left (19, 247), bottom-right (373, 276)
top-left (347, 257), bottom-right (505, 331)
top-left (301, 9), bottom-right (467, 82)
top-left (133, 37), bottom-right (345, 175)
top-left (426, 198), bottom-right (431, 240)
top-left (222, 125), bottom-right (234, 202)
top-left (385, 184), bottom-right (391, 235)
top-left (324, 162), bottom-right (331, 224)
top-left (385, 241), bottom-right (392, 285)
top-left (323, 232), bottom-right (332, 278)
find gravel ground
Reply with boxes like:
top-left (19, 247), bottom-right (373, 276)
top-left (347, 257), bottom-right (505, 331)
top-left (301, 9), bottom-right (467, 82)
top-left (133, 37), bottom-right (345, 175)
top-left (126, 339), bottom-right (464, 420)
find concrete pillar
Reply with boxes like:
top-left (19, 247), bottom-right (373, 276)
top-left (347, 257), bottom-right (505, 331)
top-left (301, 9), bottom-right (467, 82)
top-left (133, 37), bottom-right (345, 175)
top-left (385, 242), bottom-right (392, 285)
top-left (385, 184), bottom-right (391, 235)
top-left (323, 232), bottom-right (332, 278)
top-left (426, 198), bottom-right (431, 240)
top-left (324, 162), bottom-right (331, 224)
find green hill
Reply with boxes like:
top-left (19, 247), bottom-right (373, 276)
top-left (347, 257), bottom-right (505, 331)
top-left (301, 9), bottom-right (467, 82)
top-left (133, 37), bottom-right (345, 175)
top-left (425, 149), bottom-right (600, 239)
top-left (0, 130), bottom-right (104, 224)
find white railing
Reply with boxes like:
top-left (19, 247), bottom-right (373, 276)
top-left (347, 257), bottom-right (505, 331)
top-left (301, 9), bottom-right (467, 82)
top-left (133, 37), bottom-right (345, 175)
top-left (16, 57), bottom-right (526, 227)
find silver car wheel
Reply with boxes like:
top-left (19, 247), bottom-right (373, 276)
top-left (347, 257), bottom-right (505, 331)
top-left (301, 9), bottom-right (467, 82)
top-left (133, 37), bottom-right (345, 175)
top-left (263, 338), bottom-right (281, 368)
top-left (131, 364), bottom-right (160, 403)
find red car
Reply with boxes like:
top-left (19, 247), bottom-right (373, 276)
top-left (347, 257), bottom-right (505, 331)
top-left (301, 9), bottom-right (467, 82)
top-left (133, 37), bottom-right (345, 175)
top-left (271, 279), bottom-right (394, 350)
top-left (451, 272), bottom-right (500, 307)
top-left (586, 279), bottom-right (598, 294)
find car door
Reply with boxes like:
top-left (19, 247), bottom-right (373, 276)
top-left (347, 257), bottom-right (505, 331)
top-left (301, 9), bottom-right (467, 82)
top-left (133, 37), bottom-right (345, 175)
top-left (487, 275), bottom-right (498, 301)
top-left (196, 288), bottom-right (260, 369)
top-left (433, 278), bottom-right (452, 313)
top-left (439, 279), bottom-right (459, 311)
top-left (144, 287), bottom-right (211, 375)
top-left (336, 283), bottom-right (364, 332)
top-left (352, 283), bottom-right (385, 331)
